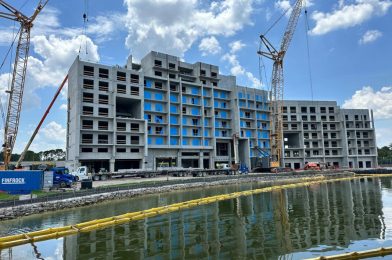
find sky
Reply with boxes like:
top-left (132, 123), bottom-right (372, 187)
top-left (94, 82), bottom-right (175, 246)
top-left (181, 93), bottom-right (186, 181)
top-left (0, 0), bottom-right (391, 153)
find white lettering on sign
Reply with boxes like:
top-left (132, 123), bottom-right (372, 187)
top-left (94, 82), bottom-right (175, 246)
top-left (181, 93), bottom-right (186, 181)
top-left (1, 178), bottom-right (25, 185)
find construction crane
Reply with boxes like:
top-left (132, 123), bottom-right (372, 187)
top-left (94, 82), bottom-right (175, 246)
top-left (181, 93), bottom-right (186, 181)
top-left (0, 0), bottom-right (48, 169)
top-left (257, 0), bottom-right (303, 168)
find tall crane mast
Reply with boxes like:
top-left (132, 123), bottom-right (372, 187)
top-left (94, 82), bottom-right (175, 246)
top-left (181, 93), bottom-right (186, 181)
top-left (258, 0), bottom-right (303, 168)
top-left (0, 0), bottom-right (48, 169)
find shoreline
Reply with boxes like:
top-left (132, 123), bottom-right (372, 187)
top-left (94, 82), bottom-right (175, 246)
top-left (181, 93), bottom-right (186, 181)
top-left (0, 171), bottom-right (355, 221)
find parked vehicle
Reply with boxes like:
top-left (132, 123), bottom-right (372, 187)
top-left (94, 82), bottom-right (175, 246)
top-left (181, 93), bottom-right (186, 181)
top-left (51, 167), bottom-right (76, 188)
top-left (70, 166), bottom-right (91, 181)
top-left (304, 162), bottom-right (321, 171)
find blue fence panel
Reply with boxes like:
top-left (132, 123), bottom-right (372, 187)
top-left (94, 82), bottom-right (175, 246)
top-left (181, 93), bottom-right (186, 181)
top-left (170, 104), bottom-right (177, 113)
top-left (215, 130), bottom-right (220, 137)
top-left (204, 129), bottom-right (209, 137)
top-left (148, 137), bottom-right (152, 145)
top-left (155, 103), bottom-right (163, 112)
top-left (170, 127), bottom-right (178, 135)
top-left (155, 93), bottom-right (163, 101)
top-left (145, 91), bottom-right (152, 99)
top-left (204, 139), bottom-right (209, 146)
top-left (182, 128), bottom-right (187, 136)
top-left (144, 102), bottom-right (151, 111)
top-left (204, 118), bottom-right (209, 126)
top-left (246, 130), bottom-right (252, 138)
top-left (170, 94), bottom-right (178, 102)
top-left (221, 111), bottom-right (227, 118)
top-left (156, 137), bottom-right (164, 145)
top-left (182, 96), bottom-right (187, 104)
top-left (182, 138), bottom-right (188, 145)
top-left (170, 116), bottom-right (178, 124)
top-left (192, 139), bottom-right (200, 146)
top-left (191, 87), bottom-right (199, 95)
top-left (191, 108), bottom-right (200, 115)
top-left (182, 117), bottom-right (187, 125)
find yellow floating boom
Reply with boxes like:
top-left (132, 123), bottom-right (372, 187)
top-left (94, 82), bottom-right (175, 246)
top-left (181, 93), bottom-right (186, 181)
top-left (0, 174), bottom-right (391, 250)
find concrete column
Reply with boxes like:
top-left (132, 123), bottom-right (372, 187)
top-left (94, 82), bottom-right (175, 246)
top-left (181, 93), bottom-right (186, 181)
top-left (199, 151), bottom-right (203, 168)
top-left (110, 159), bottom-right (115, 172)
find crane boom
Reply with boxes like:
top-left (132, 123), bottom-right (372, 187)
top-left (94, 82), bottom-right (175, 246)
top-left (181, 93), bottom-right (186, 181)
top-left (0, 1), bottom-right (48, 169)
top-left (257, 0), bottom-right (303, 168)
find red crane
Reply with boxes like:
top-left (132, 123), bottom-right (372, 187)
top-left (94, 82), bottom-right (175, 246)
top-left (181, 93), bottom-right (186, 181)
top-left (0, 0), bottom-right (48, 169)
top-left (258, 0), bottom-right (303, 168)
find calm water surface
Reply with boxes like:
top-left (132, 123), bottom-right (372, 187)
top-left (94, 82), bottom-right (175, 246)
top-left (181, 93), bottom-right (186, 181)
top-left (1, 177), bottom-right (392, 259)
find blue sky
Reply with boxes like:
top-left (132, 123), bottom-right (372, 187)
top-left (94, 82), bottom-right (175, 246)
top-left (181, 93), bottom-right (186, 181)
top-left (0, 0), bottom-right (391, 153)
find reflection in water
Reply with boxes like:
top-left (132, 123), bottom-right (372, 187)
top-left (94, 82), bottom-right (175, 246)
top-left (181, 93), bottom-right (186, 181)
top-left (0, 178), bottom-right (388, 259)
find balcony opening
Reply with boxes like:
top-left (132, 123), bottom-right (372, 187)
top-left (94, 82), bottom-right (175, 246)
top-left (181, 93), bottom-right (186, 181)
top-left (82, 134), bottom-right (93, 144)
top-left (116, 97), bottom-right (141, 119)
top-left (117, 135), bottom-right (126, 145)
top-left (83, 79), bottom-right (94, 89)
top-left (83, 66), bottom-right (94, 77)
top-left (169, 63), bottom-right (176, 69)
top-left (131, 86), bottom-right (139, 96)
top-left (83, 106), bottom-right (93, 115)
top-left (99, 94), bottom-right (109, 104)
top-left (117, 84), bottom-right (126, 94)
top-left (98, 148), bottom-right (108, 153)
top-left (130, 74), bottom-right (139, 84)
top-left (98, 81), bottom-right (109, 92)
top-left (98, 121), bottom-right (108, 130)
top-left (98, 107), bottom-right (109, 117)
top-left (131, 136), bottom-right (139, 145)
top-left (117, 122), bottom-right (126, 131)
top-left (154, 60), bottom-right (162, 67)
top-left (131, 123), bottom-right (139, 132)
top-left (99, 68), bottom-right (109, 78)
top-left (82, 120), bottom-right (93, 129)
top-left (98, 134), bottom-right (108, 144)
top-left (117, 71), bottom-right (126, 81)
top-left (83, 92), bottom-right (94, 103)
top-left (81, 147), bottom-right (93, 153)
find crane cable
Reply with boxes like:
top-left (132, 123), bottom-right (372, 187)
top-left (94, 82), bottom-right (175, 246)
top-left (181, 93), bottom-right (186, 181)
top-left (263, 5), bottom-right (292, 36)
top-left (304, 6), bottom-right (314, 101)
top-left (79, 0), bottom-right (89, 55)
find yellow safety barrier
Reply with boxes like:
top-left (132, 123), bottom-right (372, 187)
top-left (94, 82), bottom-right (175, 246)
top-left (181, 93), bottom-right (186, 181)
top-left (1, 174), bottom-right (392, 250)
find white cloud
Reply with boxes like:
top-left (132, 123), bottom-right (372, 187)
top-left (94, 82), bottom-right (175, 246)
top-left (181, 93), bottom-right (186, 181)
top-left (311, 0), bottom-right (392, 35)
top-left (123, 0), bottom-right (255, 58)
top-left (199, 36), bottom-right (221, 56)
top-left (59, 104), bottom-right (67, 110)
top-left (359, 29), bottom-right (383, 44)
top-left (222, 40), bottom-right (262, 88)
top-left (342, 86), bottom-right (392, 119)
top-left (27, 121), bottom-right (66, 152)
top-left (375, 127), bottom-right (392, 147)
top-left (275, 0), bottom-right (313, 17)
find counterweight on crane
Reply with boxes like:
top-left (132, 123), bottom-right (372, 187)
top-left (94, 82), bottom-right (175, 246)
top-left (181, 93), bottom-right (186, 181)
top-left (257, 0), bottom-right (303, 168)
top-left (0, 0), bottom-right (48, 169)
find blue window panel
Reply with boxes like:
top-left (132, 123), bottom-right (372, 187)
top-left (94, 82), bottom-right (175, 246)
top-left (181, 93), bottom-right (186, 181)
top-left (240, 121), bottom-right (244, 127)
top-left (192, 139), bottom-right (200, 146)
top-left (262, 132), bottom-right (269, 138)
top-left (156, 137), bottom-right (164, 145)
top-left (182, 96), bottom-right (187, 104)
top-left (170, 137), bottom-right (178, 145)
top-left (155, 103), bottom-right (163, 112)
top-left (239, 101), bottom-right (245, 107)
top-left (214, 100), bottom-right (219, 108)
top-left (155, 93), bottom-right (163, 100)
top-left (261, 114), bottom-right (268, 120)
top-left (148, 137), bottom-right (152, 145)
top-left (255, 95), bottom-right (259, 101)
top-left (203, 99), bottom-right (208, 106)
top-left (214, 91), bottom-right (218, 98)
top-left (182, 117), bottom-right (187, 125)
top-left (258, 140), bottom-right (262, 147)
top-left (215, 120), bottom-right (219, 127)
top-left (145, 79), bottom-right (152, 88)
top-left (182, 138), bottom-right (188, 145)
top-left (191, 87), bottom-right (199, 95)
top-left (194, 97), bottom-right (199, 105)
top-left (191, 108), bottom-right (200, 115)
top-left (246, 130), bottom-right (252, 138)
top-left (240, 111), bottom-right (244, 117)
top-left (248, 102), bottom-right (252, 108)
top-left (258, 131), bottom-right (262, 138)
top-left (204, 129), bottom-right (209, 136)
top-left (145, 91), bottom-right (152, 99)
top-left (221, 111), bottom-right (227, 118)
top-left (204, 118), bottom-right (209, 126)
top-left (265, 141), bottom-right (270, 148)
top-left (220, 92), bottom-right (227, 99)
top-left (170, 94), bottom-right (178, 102)
top-left (170, 127), bottom-right (178, 135)
top-left (170, 116), bottom-right (178, 124)
top-left (238, 92), bottom-right (243, 98)
top-left (221, 102), bottom-right (226, 108)
top-left (170, 104), bottom-right (177, 113)
top-left (144, 114), bottom-right (149, 120)
top-left (182, 128), bottom-right (187, 136)
top-left (215, 130), bottom-right (220, 137)
top-left (203, 89), bottom-right (208, 96)
top-left (204, 139), bottom-right (209, 146)
top-left (250, 150), bottom-right (254, 157)
top-left (247, 94), bottom-right (250, 99)
top-left (144, 102), bottom-right (151, 111)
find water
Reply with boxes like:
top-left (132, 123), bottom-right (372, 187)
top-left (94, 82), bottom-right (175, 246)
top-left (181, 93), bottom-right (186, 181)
top-left (1, 177), bottom-right (392, 259)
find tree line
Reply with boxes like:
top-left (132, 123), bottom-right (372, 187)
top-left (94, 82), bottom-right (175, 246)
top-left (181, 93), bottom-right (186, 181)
top-left (378, 144), bottom-right (392, 165)
top-left (0, 149), bottom-right (66, 162)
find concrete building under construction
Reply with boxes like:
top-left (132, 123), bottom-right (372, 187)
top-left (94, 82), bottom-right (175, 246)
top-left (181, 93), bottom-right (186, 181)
top-left (66, 51), bottom-right (377, 172)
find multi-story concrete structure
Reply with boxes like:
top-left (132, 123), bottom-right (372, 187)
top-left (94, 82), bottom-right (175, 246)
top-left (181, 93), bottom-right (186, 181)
top-left (67, 51), bottom-right (270, 172)
top-left (282, 101), bottom-right (377, 169)
top-left (66, 51), bottom-right (377, 171)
